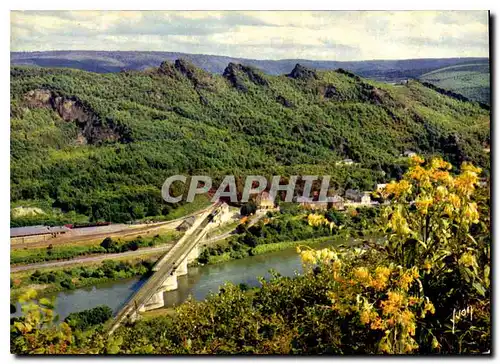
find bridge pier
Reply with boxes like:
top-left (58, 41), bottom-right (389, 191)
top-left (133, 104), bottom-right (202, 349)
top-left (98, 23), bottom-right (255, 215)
top-left (142, 291), bottom-right (165, 311)
top-left (161, 273), bottom-right (178, 291)
top-left (187, 244), bottom-right (200, 264)
top-left (176, 258), bottom-right (188, 276)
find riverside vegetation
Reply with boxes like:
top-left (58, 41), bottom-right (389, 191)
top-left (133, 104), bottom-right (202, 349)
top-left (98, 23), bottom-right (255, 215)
top-left (11, 156), bottom-right (490, 354)
top-left (197, 206), bottom-right (378, 264)
top-left (10, 61), bottom-right (489, 226)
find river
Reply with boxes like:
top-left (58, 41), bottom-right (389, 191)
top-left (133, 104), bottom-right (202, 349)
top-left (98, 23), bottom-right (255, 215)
top-left (12, 238), bottom-right (349, 320)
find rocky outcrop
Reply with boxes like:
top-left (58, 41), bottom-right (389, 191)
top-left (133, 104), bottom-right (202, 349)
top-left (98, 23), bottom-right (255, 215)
top-left (287, 64), bottom-right (317, 81)
top-left (324, 85), bottom-right (339, 99)
top-left (276, 95), bottom-right (294, 108)
top-left (174, 59), bottom-right (214, 90)
top-left (158, 61), bottom-right (178, 78)
top-left (223, 63), bottom-right (268, 92)
top-left (23, 89), bottom-right (131, 144)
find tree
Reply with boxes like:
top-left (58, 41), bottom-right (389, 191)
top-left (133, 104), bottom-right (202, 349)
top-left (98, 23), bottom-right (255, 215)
top-left (100, 237), bottom-right (117, 252)
top-left (240, 201), bottom-right (257, 216)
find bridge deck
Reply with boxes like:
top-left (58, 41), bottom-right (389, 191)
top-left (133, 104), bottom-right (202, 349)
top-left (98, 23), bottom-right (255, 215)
top-left (108, 202), bottom-right (221, 335)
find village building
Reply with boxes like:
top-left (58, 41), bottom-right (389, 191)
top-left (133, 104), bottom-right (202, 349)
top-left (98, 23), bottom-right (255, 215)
top-left (295, 196), bottom-right (326, 210)
top-left (336, 158), bottom-right (354, 166)
top-left (10, 225), bottom-right (70, 244)
top-left (345, 189), bottom-right (371, 205)
top-left (177, 216), bottom-right (196, 232)
top-left (402, 150), bottom-right (417, 157)
top-left (256, 191), bottom-right (275, 210)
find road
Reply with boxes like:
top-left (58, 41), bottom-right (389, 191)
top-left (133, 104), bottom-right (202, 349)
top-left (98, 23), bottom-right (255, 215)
top-left (10, 244), bottom-right (175, 273)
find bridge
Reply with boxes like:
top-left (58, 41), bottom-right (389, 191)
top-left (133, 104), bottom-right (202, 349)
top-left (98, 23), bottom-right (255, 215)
top-left (108, 202), bottom-right (228, 335)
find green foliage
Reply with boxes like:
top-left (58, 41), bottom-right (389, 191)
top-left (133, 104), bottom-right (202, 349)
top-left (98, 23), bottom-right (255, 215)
top-left (10, 166), bottom-right (490, 354)
top-left (18, 259), bottom-right (155, 296)
top-left (240, 201), bottom-right (257, 216)
top-left (64, 305), bottom-right (112, 331)
top-left (10, 64), bottom-right (489, 225)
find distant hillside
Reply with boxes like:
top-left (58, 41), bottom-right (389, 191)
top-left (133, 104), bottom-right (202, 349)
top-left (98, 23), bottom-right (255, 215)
top-left (419, 62), bottom-right (490, 105)
top-left (10, 61), bottom-right (490, 225)
top-left (11, 51), bottom-right (488, 83)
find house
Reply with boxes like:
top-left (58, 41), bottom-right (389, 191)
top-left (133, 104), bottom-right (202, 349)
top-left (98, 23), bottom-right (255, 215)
top-left (361, 192), bottom-right (371, 205)
top-left (345, 190), bottom-right (371, 205)
top-left (296, 196), bottom-right (328, 211)
top-left (177, 216), bottom-right (196, 231)
top-left (10, 225), bottom-right (70, 244)
top-left (211, 203), bottom-right (231, 224)
top-left (256, 191), bottom-right (275, 210)
top-left (345, 189), bottom-right (361, 202)
top-left (403, 150), bottom-right (417, 158)
top-left (336, 158), bottom-right (354, 166)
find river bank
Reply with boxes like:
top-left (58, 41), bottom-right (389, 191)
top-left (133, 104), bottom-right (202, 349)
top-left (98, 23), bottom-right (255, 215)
top-left (11, 235), bottom-right (354, 320)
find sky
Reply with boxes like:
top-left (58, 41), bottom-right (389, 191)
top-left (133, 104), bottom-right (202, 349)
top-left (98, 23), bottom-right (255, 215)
top-left (10, 11), bottom-right (489, 61)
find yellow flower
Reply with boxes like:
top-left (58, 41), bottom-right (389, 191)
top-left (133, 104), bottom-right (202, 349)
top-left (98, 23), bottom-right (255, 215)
top-left (388, 208), bottom-right (411, 235)
top-left (370, 316), bottom-right (386, 330)
top-left (381, 291), bottom-right (405, 316)
top-left (400, 309), bottom-right (415, 326)
top-left (461, 162), bottom-right (482, 175)
top-left (300, 250), bottom-right (316, 265)
top-left (360, 310), bottom-right (371, 324)
top-left (410, 155), bottom-right (425, 165)
top-left (423, 260), bottom-right (432, 273)
top-left (353, 267), bottom-right (371, 285)
top-left (432, 337), bottom-right (440, 350)
top-left (384, 180), bottom-right (412, 198)
top-left (459, 252), bottom-right (477, 268)
top-left (423, 301), bottom-right (435, 315)
top-left (435, 186), bottom-right (448, 200)
top-left (408, 296), bottom-right (421, 306)
top-left (447, 193), bottom-right (461, 209)
top-left (463, 202), bottom-right (480, 224)
top-left (430, 157), bottom-right (452, 171)
top-left (455, 171), bottom-right (478, 196)
top-left (372, 266), bottom-right (391, 291)
top-left (332, 260), bottom-right (342, 271)
top-left (398, 272), bottom-right (414, 291)
top-left (379, 341), bottom-right (391, 353)
top-left (443, 203), bottom-right (453, 217)
top-left (415, 197), bottom-right (433, 215)
top-left (408, 165), bottom-right (427, 181)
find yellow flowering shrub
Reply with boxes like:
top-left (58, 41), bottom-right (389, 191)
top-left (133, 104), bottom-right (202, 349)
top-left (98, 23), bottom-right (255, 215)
top-left (379, 156), bottom-right (486, 287)
top-left (307, 213), bottom-right (336, 233)
top-left (296, 155), bottom-right (490, 354)
top-left (298, 247), bottom-right (434, 354)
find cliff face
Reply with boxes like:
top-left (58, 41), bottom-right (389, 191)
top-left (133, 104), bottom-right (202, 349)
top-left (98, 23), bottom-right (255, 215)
top-left (23, 89), bottom-right (130, 144)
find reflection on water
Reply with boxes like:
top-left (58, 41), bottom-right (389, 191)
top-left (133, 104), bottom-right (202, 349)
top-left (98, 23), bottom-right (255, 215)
top-left (12, 237), bottom-right (352, 320)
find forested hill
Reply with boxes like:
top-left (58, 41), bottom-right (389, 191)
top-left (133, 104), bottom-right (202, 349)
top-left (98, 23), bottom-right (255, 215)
top-left (10, 60), bottom-right (490, 225)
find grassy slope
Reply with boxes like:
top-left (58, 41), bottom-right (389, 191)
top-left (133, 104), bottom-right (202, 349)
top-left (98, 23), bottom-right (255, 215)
top-left (419, 62), bottom-right (490, 105)
top-left (10, 62), bottom-right (490, 224)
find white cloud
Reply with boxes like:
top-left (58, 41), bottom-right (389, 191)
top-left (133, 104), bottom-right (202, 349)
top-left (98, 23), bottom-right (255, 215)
top-left (10, 10), bottom-right (489, 61)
